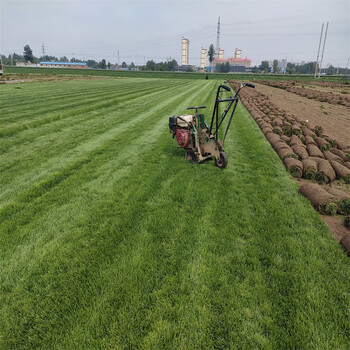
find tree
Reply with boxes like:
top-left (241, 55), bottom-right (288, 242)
top-left (87, 59), bottom-right (97, 68)
top-left (286, 63), bottom-right (296, 74)
top-left (23, 45), bottom-right (34, 63)
top-left (167, 59), bottom-right (177, 71)
top-left (121, 61), bottom-right (127, 68)
top-left (101, 59), bottom-right (106, 69)
top-left (225, 61), bottom-right (230, 73)
top-left (273, 59), bottom-right (279, 73)
top-left (107, 61), bottom-right (111, 70)
top-left (259, 61), bottom-right (269, 73)
top-left (130, 62), bottom-right (135, 69)
top-left (208, 44), bottom-right (215, 72)
top-left (326, 65), bottom-right (335, 75)
top-left (146, 60), bottom-right (156, 71)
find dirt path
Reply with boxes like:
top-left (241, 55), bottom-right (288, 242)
top-left (254, 83), bottom-right (350, 145)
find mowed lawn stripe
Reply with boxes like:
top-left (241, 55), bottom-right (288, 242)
top-left (0, 79), bottom-right (203, 206)
top-left (0, 78), bottom-right (180, 119)
top-left (0, 80), bottom-right (182, 134)
top-left (0, 79), bottom-right (183, 153)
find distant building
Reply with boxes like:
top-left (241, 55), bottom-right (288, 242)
top-left (39, 61), bottom-right (88, 69)
top-left (213, 57), bottom-right (251, 69)
top-left (181, 37), bottom-right (189, 65)
top-left (16, 62), bottom-right (37, 67)
top-left (174, 65), bottom-right (196, 72)
top-left (200, 48), bottom-right (207, 69)
top-left (218, 49), bottom-right (224, 59)
top-left (235, 48), bottom-right (242, 59)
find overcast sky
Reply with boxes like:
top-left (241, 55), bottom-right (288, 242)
top-left (1, 0), bottom-right (349, 67)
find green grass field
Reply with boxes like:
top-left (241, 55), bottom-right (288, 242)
top-left (3, 65), bottom-right (348, 81)
top-left (1, 76), bottom-right (350, 349)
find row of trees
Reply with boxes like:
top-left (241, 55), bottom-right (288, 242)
top-left (2, 45), bottom-right (345, 75)
top-left (254, 60), bottom-right (339, 75)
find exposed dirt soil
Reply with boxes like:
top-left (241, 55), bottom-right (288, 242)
top-left (254, 83), bottom-right (350, 143)
top-left (0, 73), bottom-right (107, 84)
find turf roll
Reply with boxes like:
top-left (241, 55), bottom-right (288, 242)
top-left (277, 147), bottom-right (298, 160)
top-left (273, 126), bottom-right (283, 135)
top-left (299, 183), bottom-right (338, 215)
top-left (302, 158), bottom-right (318, 180)
top-left (280, 135), bottom-right (290, 143)
top-left (283, 158), bottom-right (303, 178)
top-left (316, 159), bottom-right (336, 184)
top-left (314, 125), bottom-right (324, 136)
top-left (307, 144), bottom-right (324, 158)
top-left (266, 132), bottom-right (281, 144)
top-left (330, 161), bottom-right (350, 183)
top-left (340, 233), bottom-right (350, 256)
top-left (289, 135), bottom-right (305, 148)
top-left (344, 162), bottom-right (350, 170)
top-left (282, 125), bottom-right (293, 137)
top-left (303, 128), bottom-right (316, 138)
top-left (345, 217), bottom-right (350, 231)
top-left (323, 150), bottom-right (344, 164)
top-left (315, 137), bottom-right (331, 151)
top-left (305, 120), bottom-right (316, 131)
top-left (335, 139), bottom-right (348, 150)
top-left (273, 117), bottom-right (283, 127)
top-left (262, 126), bottom-right (273, 135)
top-left (330, 148), bottom-right (349, 162)
top-left (326, 188), bottom-right (350, 215)
top-left (291, 145), bottom-right (309, 159)
top-left (292, 123), bottom-right (302, 135)
top-left (305, 136), bottom-right (317, 145)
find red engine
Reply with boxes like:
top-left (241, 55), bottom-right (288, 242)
top-left (175, 129), bottom-right (191, 148)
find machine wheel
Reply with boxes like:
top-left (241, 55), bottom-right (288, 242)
top-left (215, 151), bottom-right (228, 169)
top-left (186, 150), bottom-right (197, 163)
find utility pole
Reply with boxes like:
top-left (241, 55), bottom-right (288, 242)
top-left (41, 42), bottom-right (45, 58)
top-left (318, 21), bottom-right (329, 78)
top-left (117, 50), bottom-right (119, 66)
top-left (314, 23), bottom-right (324, 78)
top-left (216, 16), bottom-right (220, 59)
top-left (346, 58), bottom-right (349, 76)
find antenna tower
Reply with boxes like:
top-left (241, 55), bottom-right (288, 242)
top-left (216, 17), bottom-right (220, 59)
top-left (41, 43), bottom-right (45, 58)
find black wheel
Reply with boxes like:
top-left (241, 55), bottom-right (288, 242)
top-left (215, 151), bottom-right (228, 169)
top-left (186, 150), bottom-right (198, 163)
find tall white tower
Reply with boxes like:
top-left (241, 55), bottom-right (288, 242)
top-left (235, 48), bottom-right (242, 59)
top-left (182, 37), bottom-right (189, 65)
top-left (218, 49), bottom-right (224, 59)
top-left (200, 48), bottom-right (207, 69)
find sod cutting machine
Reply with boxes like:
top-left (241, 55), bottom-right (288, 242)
top-left (169, 82), bottom-right (255, 168)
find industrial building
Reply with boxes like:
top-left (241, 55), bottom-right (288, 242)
top-left (181, 37), bottom-right (189, 66)
top-left (212, 48), bottom-right (251, 72)
top-left (38, 61), bottom-right (88, 69)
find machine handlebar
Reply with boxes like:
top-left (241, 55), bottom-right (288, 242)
top-left (187, 106), bottom-right (206, 110)
top-left (219, 84), bottom-right (231, 91)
